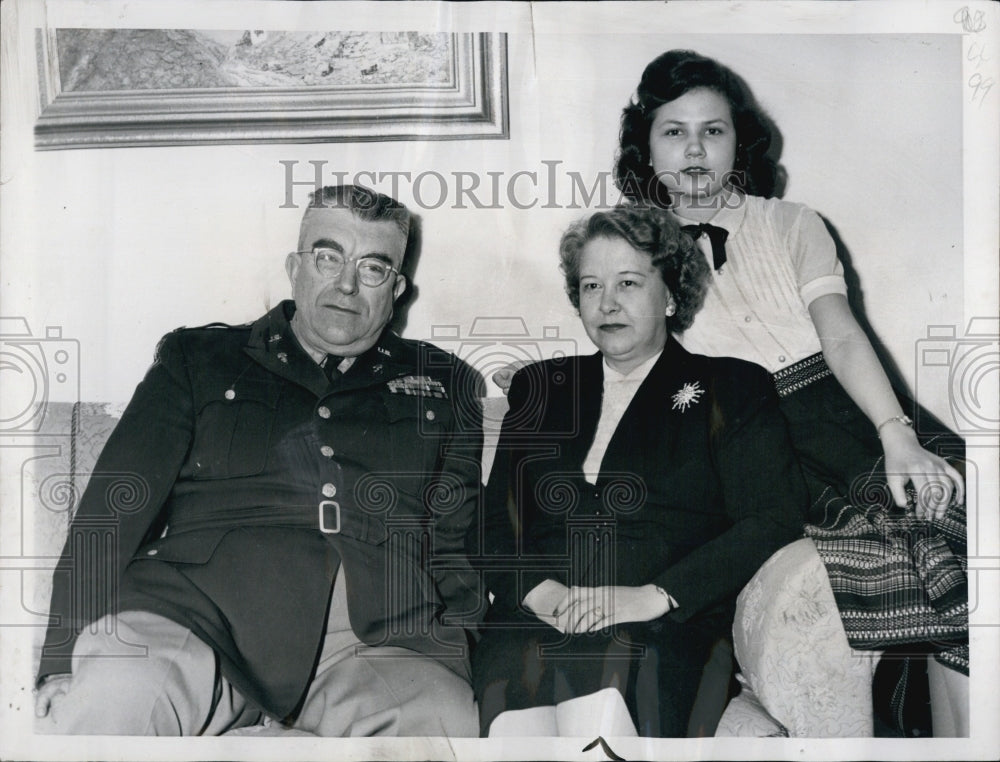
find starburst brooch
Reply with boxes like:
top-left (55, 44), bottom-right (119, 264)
top-left (671, 381), bottom-right (704, 412)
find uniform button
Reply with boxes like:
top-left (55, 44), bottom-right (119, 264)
top-left (320, 445), bottom-right (334, 458)
top-left (147, 548), bottom-right (158, 556)
top-left (744, 315), bottom-right (752, 323)
top-left (425, 409), bottom-right (436, 421)
top-left (224, 389), bottom-right (235, 400)
top-left (322, 483), bottom-right (337, 498)
top-left (778, 355), bottom-right (786, 363)
top-left (318, 406), bottom-right (331, 419)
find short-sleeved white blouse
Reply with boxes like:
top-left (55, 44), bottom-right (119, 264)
top-left (672, 192), bottom-right (847, 374)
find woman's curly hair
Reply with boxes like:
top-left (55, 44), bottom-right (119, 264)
top-left (614, 50), bottom-right (780, 205)
top-left (559, 205), bottom-right (710, 331)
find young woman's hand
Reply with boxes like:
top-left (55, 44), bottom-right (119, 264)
top-left (552, 585), bottom-right (673, 634)
top-left (880, 424), bottom-right (965, 520)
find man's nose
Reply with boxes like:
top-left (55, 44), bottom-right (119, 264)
top-left (335, 261), bottom-right (359, 294)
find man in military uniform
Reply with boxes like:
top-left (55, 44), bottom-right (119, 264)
top-left (34, 185), bottom-right (484, 736)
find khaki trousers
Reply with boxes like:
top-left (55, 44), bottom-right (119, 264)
top-left (37, 574), bottom-right (478, 736)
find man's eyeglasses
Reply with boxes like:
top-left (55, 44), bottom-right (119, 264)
top-left (295, 247), bottom-right (399, 288)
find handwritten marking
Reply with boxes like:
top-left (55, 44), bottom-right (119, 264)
top-left (968, 72), bottom-right (995, 106)
top-left (954, 6), bottom-right (987, 34)
top-left (968, 41), bottom-right (990, 66)
top-left (957, 9), bottom-right (992, 106)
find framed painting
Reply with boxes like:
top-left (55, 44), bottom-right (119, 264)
top-left (34, 29), bottom-right (508, 148)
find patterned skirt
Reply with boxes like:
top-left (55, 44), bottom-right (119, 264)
top-left (774, 354), bottom-right (968, 675)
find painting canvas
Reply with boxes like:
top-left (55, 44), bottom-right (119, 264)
top-left (35, 29), bottom-right (508, 147)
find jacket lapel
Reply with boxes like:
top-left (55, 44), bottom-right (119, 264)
top-left (596, 339), bottom-right (696, 481)
top-left (242, 301), bottom-right (412, 398)
top-left (243, 302), bottom-right (330, 398)
top-left (329, 335), bottom-right (413, 395)
top-left (564, 353), bottom-right (604, 470)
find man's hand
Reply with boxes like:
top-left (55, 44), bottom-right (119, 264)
top-left (34, 674), bottom-right (72, 718)
top-left (492, 361), bottom-right (528, 396)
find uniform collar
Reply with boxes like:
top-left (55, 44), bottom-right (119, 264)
top-left (245, 301), bottom-right (413, 397)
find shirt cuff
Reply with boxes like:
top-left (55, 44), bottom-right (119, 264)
top-left (799, 274), bottom-right (847, 306)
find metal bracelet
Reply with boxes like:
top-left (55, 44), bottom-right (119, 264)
top-left (877, 414), bottom-right (914, 437)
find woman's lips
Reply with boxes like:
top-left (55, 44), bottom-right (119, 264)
top-left (599, 323), bottom-right (628, 332)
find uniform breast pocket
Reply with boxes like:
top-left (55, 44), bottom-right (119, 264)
top-left (382, 392), bottom-right (452, 484)
top-left (189, 388), bottom-right (279, 480)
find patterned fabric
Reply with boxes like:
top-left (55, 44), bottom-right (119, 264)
top-left (772, 352), bottom-right (833, 398)
top-left (805, 494), bottom-right (969, 674)
top-left (719, 538), bottom-right (880, 737)
top-left (771, 365), bottom-right (970, 678)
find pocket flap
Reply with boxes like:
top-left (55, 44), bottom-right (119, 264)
top-left (134, 528), bottom-right (229, 565)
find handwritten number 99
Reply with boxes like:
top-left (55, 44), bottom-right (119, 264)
top-left (969, 73), bottom-right (995, 106)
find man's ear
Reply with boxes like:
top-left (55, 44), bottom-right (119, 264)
top-left (392, 273), bottom-right (407, 302)
top-left (285, 252), bottom-right (300, 287)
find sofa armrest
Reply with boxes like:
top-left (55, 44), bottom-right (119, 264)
top-left (724, 538), bottom-right (880, 737)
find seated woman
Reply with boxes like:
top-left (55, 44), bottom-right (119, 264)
top-left (472, 205), bottom-right (807, 737)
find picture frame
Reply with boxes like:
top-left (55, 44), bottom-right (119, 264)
top-left (34, 29), bottom-right (508, 149)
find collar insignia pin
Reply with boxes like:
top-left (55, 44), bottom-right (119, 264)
top-left (672, 381), bottom-right (704, 412)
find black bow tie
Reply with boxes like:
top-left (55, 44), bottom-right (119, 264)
top-left (682, 223), bottom-right (729, 272)
top-left (321, 354), bottom-right (343, 384)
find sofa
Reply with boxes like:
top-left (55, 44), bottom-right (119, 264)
top-left (25, 399), bottom-right (879, 737)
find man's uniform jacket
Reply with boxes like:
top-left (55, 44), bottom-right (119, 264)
top-left (39, 301), bottom-right (484, 719)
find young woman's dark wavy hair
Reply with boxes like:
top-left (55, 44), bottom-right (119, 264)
top-left (614, 50), bottom-right (780, 205)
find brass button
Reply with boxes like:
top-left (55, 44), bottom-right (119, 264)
top-left (322, 483), bottom-right (337, 498)
top-left (425, 409), bottom-right (436, 421)
top-left (318, 406), bottom-right (331, 419)
top-left (320, 445), bottom-right (334, 458)
top-left (147, 549), bottom-right (158, 556)
top-left (224, 389), bottom-right (235, 400)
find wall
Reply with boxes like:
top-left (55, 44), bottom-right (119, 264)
top-left (2, 2), bottom-right (999, 760)
top-left (0, 2), bottom-right (987, 428)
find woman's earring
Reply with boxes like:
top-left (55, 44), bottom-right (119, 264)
top-left (665, 304), bottom-right (676, 317)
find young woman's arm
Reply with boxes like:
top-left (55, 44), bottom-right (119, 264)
top-left (808, 293), bottom-right (964, 518)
